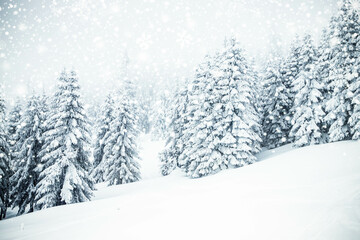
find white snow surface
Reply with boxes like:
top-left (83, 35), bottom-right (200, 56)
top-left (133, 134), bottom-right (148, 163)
top-left (1, 139), bottom-right (360, 240)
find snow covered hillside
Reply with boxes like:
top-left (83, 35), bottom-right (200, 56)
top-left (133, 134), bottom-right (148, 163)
top-left (1, 140), bottom-right (360, 240)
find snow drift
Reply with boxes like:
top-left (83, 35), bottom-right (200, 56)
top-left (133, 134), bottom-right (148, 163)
top-left (0, 140), bottom-right (359, 240)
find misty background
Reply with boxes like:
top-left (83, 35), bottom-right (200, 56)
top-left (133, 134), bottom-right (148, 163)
top-left (0, 0), bottom-right (338, 104)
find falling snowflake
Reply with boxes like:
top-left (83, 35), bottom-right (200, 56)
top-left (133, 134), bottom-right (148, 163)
top-left (350, 0), bottom-right (360, 11)
top-left (176, 31), bottom-right (193, 48)
top-left (136, 34), bottom-right (153, 50)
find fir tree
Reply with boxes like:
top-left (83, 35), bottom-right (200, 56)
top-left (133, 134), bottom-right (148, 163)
top-left (278, 35), bottom-right (303, 144)
top-left (151, 92), bottom-right (171, 140)
top-left (316, 19), bottom-right (339, 139)
top-left (325, 0), bottom-right (360, 142)
top-left (7, 101), bottom-right (22, 167)
top-left (138, 93), bottom-right (152, 134)
top-left (290, 35), bottom-right (325, 147)
top-left (160, 81), bottom-right (189, 176)
top-left (7, 101), bottom-right (22, 143)
top-left (261, 55), bottom-right (291, 149)
top-left (179, 38), bottom-right (262, 178)
top-left (215, 39), bottom-right (262, 167)
top-left (91, 94), bottom-right (115, 183)
top-left (346, 0), bottom-right (360, 140)
top-left (318, 18), bottom-right (338, 93)
top-left (10, 95), bottom-right (43, 214)
top-left (35, 70), bottom-right (94, 210)
top-left (177, 54), bottom-right (213, 175)
top-left (100, 92), bottom-right (141, 185)
top-left (0, 96), bottom-right (11, 220)
top-left (349, 79), bottom-right (360, 139)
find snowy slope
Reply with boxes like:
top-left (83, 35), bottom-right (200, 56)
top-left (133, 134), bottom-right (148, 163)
top-left (1, 140), bottom-right (360, 240)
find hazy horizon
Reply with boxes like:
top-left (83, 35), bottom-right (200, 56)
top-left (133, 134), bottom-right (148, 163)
top-left (0, 0), bottom-right (339, 104)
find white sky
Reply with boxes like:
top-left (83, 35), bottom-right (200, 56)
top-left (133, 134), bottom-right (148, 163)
top-left (0, 0), bottom-right (339, 102)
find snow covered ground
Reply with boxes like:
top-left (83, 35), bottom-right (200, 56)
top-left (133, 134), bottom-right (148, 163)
top-left (1, 139), bottom-right (360, 240)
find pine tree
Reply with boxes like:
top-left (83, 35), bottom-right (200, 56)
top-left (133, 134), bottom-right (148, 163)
top-left (290, 35), bottom-right (325, 147)
top-left (151, 92), bottom-right (171, 140)
top-left (249, 57), bottom-right (263, 119)
top-left (318, 18), bottom-right (338, 92)
top-left (215, 39), bottom-right (262, 167)
top-left (7, 101), bottom-right (22, 143)
top-left (346, 0), bottom-right (360, 140)
top-left (10, 95), bottom-right (43, 214)
top-left (179, 38), bottom-right (262, 178)
top-left (0, 95), bottom-right (11, 220)
top-left (38, 94), bottom-right (50, 128)
top-left (278, 35), bottom-right (303, 144)
top-left (349, 79), bottom-right (360, 139)
top-left (261, 55), bottom-right (291, 149)
top-left (160, 81), bottom-right (189, 176)
top-left (7, 101), bottom-right (22, 167)
top-left (91, 94), bottom-right (115, 183)
top-left (100, 92), bottom-right (141, 185)
top-left (35, 70), bottom-right (94, 210)
top-left (177, 54), bottom-right (213, 175)
top-left (138, 92), bottom-right (152, 134)
top-left (316, 19), bottom-right (339, 140)
top-left (325, 0), bottom-right (360, 142)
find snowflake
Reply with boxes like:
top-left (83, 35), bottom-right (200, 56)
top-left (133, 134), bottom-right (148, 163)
top-left (50, 0), bottom-right (101, 18)
top-left (176, 31), bottom-right (192, 48)
top-left (18, 23), bottom-right (27, 31)
top-left (136, 52), bottom-right (150, 62)
top-left (16, 85), bottom-right (27, 96)
top-left (136, 34), bottom-right (153, 50)
top-left (37, 45), bottom-right (48, 54)
top-left (93, 37), bottom-right (104, 49)
top-left (350, 0), bottom-right (360, 11)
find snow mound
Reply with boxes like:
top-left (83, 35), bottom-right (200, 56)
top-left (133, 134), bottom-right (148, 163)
top-left (0, 140), bottom-right (360, 240)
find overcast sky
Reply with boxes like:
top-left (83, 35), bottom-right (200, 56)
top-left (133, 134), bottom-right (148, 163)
top-left (0, 0), bottom-right (340, 103)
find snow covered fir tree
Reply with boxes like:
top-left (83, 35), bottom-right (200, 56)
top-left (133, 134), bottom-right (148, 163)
top-left (10, 95), bottom-right (45, 214)
top-left (289, 34), bottom-right (326, 147)
top-left (7, 100), bottom-right (22, 154)
top-left (261, 55), bottom-right (290, 149)
top-left (173, 38), bottom-right (262, 178)
top-left (35, 70), bottom-right (95, 210)
top-left (151, 91), bottom-right (171, 140)
top-left (95, 89), bottom-right (141, 186)
top-left (91, 94), bottom-right (115, 183)
top-left (0, 95), bottom-right (11, 220)
top-left (276, 36), bottom-right (302, 145)
top-left (159, 81), bottom-right (189, 176)
top-left (323, 0), bottom-right (360, 142)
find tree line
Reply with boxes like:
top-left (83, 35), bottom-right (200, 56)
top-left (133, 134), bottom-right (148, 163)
top-left (0, 70), bottom-right (141, 219)
top-left (160, 0), bottom-right (360, 176)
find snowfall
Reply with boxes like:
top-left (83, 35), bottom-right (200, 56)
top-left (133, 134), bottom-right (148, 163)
top-left (0, 135), bottom-right (359, 240)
